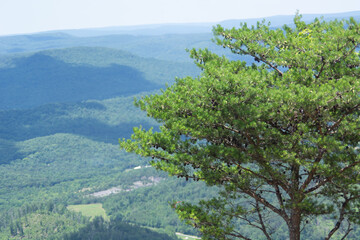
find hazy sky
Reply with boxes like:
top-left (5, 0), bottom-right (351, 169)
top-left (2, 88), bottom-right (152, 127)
top-left (1, 0), bottom-right (359, 36)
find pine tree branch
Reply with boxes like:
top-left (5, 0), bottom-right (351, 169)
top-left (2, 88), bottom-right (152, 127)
top-left (340, 220), bottom-right (353, 240)
top-left (242, 188), bottom-right (290, 225)
top-left (305, 160), bottom-right (360, 194)
top-left (255, 200), bottom-right (272, 240)
top-left (325, 198), bottom-right (350, 240)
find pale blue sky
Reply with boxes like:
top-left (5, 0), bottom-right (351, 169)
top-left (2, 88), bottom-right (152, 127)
top-left (1, 0), bottom-right (359, 36)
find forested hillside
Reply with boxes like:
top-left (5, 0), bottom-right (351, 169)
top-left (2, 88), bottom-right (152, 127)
top-left (0, 94), bottom-right (208, 238)
top-left (0, 94), bottom-right (153, 143)
top-left (0, 41), bottom-right (203, 238)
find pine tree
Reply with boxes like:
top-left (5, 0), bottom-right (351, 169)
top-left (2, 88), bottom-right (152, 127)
top-left (120, 14), bottom-right (360, 239)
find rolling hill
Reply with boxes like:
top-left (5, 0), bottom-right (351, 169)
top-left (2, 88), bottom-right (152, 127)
top-left (0, 47), bottom-right (198, 109)
top-left (0, 93), bottom-right (157, 144)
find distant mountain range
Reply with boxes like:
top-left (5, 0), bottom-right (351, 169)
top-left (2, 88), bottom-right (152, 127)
top-left (1, 11), bottom-right (359, 60)
top-left (39, 11), bottom-right (360, 37)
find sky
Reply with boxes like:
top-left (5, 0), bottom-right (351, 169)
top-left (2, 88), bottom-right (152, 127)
top-left (1, 0), bottom-right (359, 36)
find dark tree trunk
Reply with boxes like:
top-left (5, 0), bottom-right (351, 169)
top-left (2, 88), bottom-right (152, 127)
top-left (289, 208), bottom-right (301, 240)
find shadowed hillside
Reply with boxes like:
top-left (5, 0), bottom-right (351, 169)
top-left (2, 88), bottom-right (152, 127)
top-left (0, 53), bottom-right (158, 109)
top-left (0, 94), bottom-right (157, 144)
top-left (0, 47), bottom-right (199, 109)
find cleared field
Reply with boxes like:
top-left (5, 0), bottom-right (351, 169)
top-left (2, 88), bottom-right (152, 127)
top-left (176, 232), bottom-right (201, 240)
top-left (67, 203), bottom-right (109, 221)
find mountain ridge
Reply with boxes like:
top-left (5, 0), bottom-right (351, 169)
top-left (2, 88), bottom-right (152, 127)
top-left (18, 10), bottom-right (360, 37)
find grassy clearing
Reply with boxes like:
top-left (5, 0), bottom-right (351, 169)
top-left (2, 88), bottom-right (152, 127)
top-left (176, 232), bottom-right (201, 240)
top-left (67, 203), bottom-right (109, 221)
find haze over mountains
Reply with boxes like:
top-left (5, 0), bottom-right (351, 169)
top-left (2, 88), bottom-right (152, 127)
top-left (17, 10), bottom-right (360, 37)
top-left (0, 11), bottom-right (359, 239)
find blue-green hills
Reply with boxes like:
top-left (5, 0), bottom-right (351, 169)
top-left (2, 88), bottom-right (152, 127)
top-left (0, 47), bottom-right (198, 110)
top-left (0, 44), bottom-right (203, 238)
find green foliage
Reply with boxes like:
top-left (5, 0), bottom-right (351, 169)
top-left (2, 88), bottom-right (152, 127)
top-left (63, 216), bottom-right (178, 240)
top-left (0, 133), bottom-right (148, 212)
top-left (121, 15), bottom-right (360, 239)
top-left (0, 138), bottom-right (23, 164)
top-left (103, 169), bottom-right (219, 235)
top-left (0, 202), bottom-right (88, 240)
top-left (0, 201), bottom-right (177, 240)
top-left (0, 89), bottom-right (210, 238)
